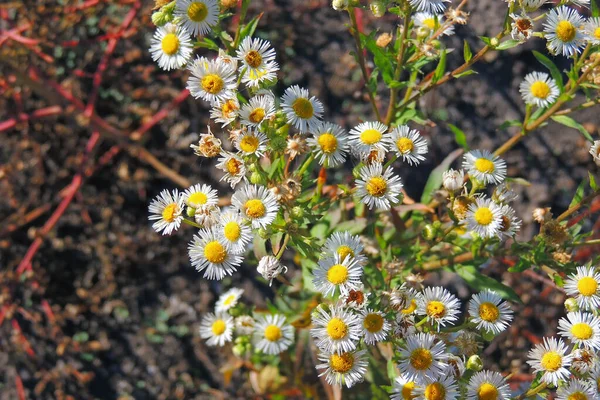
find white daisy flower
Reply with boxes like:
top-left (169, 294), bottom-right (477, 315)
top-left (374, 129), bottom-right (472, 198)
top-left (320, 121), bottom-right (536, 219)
top-left (527, 336), bottom-right (573, 386)
top-left (209, 97), bottom-right (239, 127)
top-left (588, 365), bottom-right (600, 393)
top-left (522, 0), bottom-right (547, 11)
top-left (391, 374), bottom-right (420, 400)
top-left (188, 56), bottom-right (237, 105)
top-left (174, 0), bottom-right (219, 37)
top-left (355, 162), bottom-right (403, 210)
top-left (313, 254), bottom-right (363, 297)
top-left (256, 255), bottom-right (288, 285)
top-left (252, 314), bottom-right (294, 355)
top-left (235, 315), bottom-right (255, 335)
top-left (215, 287), bottom-right (244, 313)
top-left (149, 24), bottom-right (193, 71)
top-left (413, 375), bottom-right (458, 400)
top-left (413, 12), bottom-right (455, 36)
top-left (240, 60), bottom-right (279, 88)
top-left (236, 36), bottom-right (278, 75)
top-left (408, 0), bottom-right (450, 13)
top-left (584, 17), bottom-right (600, 45)
top-left (465, 197), bottom-right (503, 239)
top-left (216, 151), bottom-right (247, 188)
top-left (322, 231), bottom-right (368, 266)
top-left (564, 266), bottom-right (600, 311)
top-left (442, 169), bottom-right (465, 192)
top-left (519, 72), bottom-right (560, 108)
top-left (571, 348), bottom-right (598, 374)
top-left (188, 228), bottom-right (243, 280)
top-left (497, 204), bottom-right (521, 240)
top-left (468, 290), bottom-right (513, 335)
top-left (311, 305), bottom-right (362, 354)
top-left (307, 122), bottom-right (350, 168)
top-left (199, 312), bottom-right (234, 346)
top-left (348, 121), bottom-right (390, 159)
top-left (339, 285), bottom-right (370, 310)
top-left (231, 184), bottom-right (280, 229)
top-left (589, 140), bottom-right (600, 167)
top-left (463, 150), bottom-right (507, 185)
top-left (558, 312), bottom-right (600, 350)
top-left (569, 0), bottom-right (590, 7)
top-left (239, 95), bottom-right (275, 128)
top-left (466, 370), bottom-right (511, 400)
top-left (183, 183), bottom-right (218, 209)
top-left (234, 130), bottom-right (268, 157)
top-left (556, 379), bottom-right (597, 400)
top-left (543, 6), bottom-right (586, 58)
top-left (399, 332), bottom-right (448, 383)
top-left (417, 286), bottom-right (461, 329)
top-left (316, 349), bottom-right (368, 388)
top-left (360, 309), bottom-right (390, 345)
top-left (389, 125), bottom-right (428, 166)
top-left (193, 204), bottom-right (221, 228)
top-left (280, 85), bottom-right (324, 132)
top-left (215, 208), bottom-right (252, 254)
top-left (148, 189), bottom-right (184, 235)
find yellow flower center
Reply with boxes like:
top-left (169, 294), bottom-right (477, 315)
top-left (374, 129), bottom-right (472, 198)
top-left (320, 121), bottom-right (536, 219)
top-left (474, 207), bottom-right (494, 226)
top-left (530, 81), bottom-right (551, 99)
top-left (423, 18), bottom-right (436, 29)
top-left (330, 352), bottom-right (354, 373)
top-left (410, 348), bottom-right (433, 370)
top-left (594, 27), bottom-right (600, 40)
top-left (478, 302), bottom-right (500, 322)
top-left (245, 50), bottom-right (263, 68)
top-left (223, 295), bottom-right (236, 306)
top-left (571, 323), bottom-right (594, 340)
top-left (366, 176), bottom-right (388, 197)
top-left (540, 351), bottom-right (562, 372)
top-left (201, 74), bottom-right (224, 94)
top-left (244, 199), bottom-right (266, 219)
top-left (318, 133), bottom-right (338, 154)
top-left (161, 33), bottom-right (180, 56)
top-left (327, 264), bottom-right (349, 285)
top-left (337, 245), bottom-right (355, 261)
top-left (577, 276), bottom-right (598, 296)
top-left (568, 392), bottom-right (588, 400)
top-left (249, 108), bottom-right (266, 123)
top-left (226, 158), bottom-right (242, 175)
top-left (239, 135), bottom-right (259, 153)
top-left (397, 137), bottom-right (414, 154)
top-left (556, 20), bottom-right (577, 42)
top-left (223, 221), bottom-right (241, 242)
top-left (402, 299), bottom-right (418, 315)
top-left (188, 191), bottom-right (208, 206)
top-left (264, 325), bottom-right (282, 342)
top-left (424, 382), bottom-right (446, 400)
top-left (292, 97), bottom-right (314, 119)
top-left (187, 1), bottom-right (208, 22)
top-left (402, 381), bottom-right (416, 399)
top-left (326, 317), bottom-right (348, 340)
top-left (222, 99), bottom-right (238, 116)
top-left (363, 313), bottom-right (384, 333)
top-left (477, 383), bottom-right (499, 400)
top-left (162, 203), bottom-right (178, 222)
top-left (474, 158), bottom-right (495, 173)
top-left (426, 301), bottom-right (446, 318)
top-left (204, 241), bottom-right (227, 264)
top-left (211, 319), bottom-right (226, 335)
top-left (360, 128), bottom-right (382, 145)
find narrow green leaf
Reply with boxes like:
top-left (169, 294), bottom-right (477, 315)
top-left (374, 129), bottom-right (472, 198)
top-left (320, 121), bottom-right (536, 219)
top-left (448, 123), bottom-right (469, 151)
top-left (590, 172), bottom-right (598, 191)
top-left (453, 70), bottom-right (477, 78)
top-left (362, 32), bottom-right (394, 84)
top-left (551, 115), bottom-right (594, 142)
top-left (570, 180), bottom-right (586, 209)
top-left (239, 13), bottom-right (263, 42)
top-left (533, 51), bottom-right (564, 89)
top-left (496, 39), bottom-right (521, 50)
top-left (421, 148), bottom-right (463, 203)
top-left (592, 0), bottom-right (599, 17)
top-left (463, 40), bottom-right (472, 63)
top-left (455, 265), bottom-right (522, 303)
top-left (432, 48), bottom-right (447, 84)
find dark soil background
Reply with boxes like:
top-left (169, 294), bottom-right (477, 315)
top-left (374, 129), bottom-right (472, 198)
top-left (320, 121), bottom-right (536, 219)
top-left (1, 0), bottom-right (600, 398)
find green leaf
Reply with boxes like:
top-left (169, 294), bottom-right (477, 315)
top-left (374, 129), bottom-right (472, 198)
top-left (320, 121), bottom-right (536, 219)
top-left (592, 0), bottom-right (599, 17)
top-left (497, 119), bottom-right (522, 131)
top-left (551, 115), bottom-right (594, 143)
top-left (463, 40), bottom-right (472, 63)
top-left (453, 70), bottom-right (477, 78)
top-left (421, 148), bottom-right (464, 203)
top-left (569, 179), bottom-right (586, 209)
top-left (590, 172), bottom-right (598, 191)
top-left (448, 123), bottom-right (468, 151)
top-left (194, 38), bottom-right (219, 51)
top-left (455, 265), bottom-right (522, 303)
top-left (495, 39), bottom-right (521, 50)
top-left (362, 32), bottom-right (394, 84)
top-left (533, 51), bottom-right (564, 89)
top-left (334, 218), bottom-right (368, 235)
top-left (432, 48), bottom-right (447, 84)
top-left (239, 13), bottom-right (263, 42)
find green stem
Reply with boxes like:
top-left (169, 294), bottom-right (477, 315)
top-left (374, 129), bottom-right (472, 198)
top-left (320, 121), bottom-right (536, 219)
top-left (182, 218), bottom-right (203, 229)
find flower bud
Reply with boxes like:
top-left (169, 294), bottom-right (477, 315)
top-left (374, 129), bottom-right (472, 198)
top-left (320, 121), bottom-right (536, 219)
top-left (232, 336), bottom-right (251, 357)
top-left (564, 297), bottom-right (579, 313)
top-left (443, 169), bottom-right (465, 192)
top-left (490, 37), bottom-right (499, 47)
top-left (370, 1), bottom-right (386, 18)
top-left (416, 27), bottom-right (431, 40)
top-left (270, 136), bottom-right (287, 152)
top-left (258, 228), bottom-right (271, 239)
top-left (220, 0), bottom-right (237, 9)
top-left (186, 205), bottom-right (196, 218)
top-left (250, 171), bottom-right (266, 185)
top-left (151, 11), bottom-right (170, 26)
top-left (466, 355), bottom-right (484, 372)
top-left (422, 224), bottom-right (437, 240)
top-left (331, 0), bottom-right (348, 10)
top-left (257, 255), bottom-right (288, 285)
top-left (376, 32), bottom-right (393, 48)
top-left (291, 206), bottom-right (304, 219)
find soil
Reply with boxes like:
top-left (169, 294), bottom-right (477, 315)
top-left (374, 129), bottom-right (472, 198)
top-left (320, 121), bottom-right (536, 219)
top-left (1, 0), bottom-right (599, 398)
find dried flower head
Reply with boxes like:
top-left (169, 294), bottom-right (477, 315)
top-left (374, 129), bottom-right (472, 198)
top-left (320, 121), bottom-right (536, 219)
top-left (191, 127), bottom-right (222, 158)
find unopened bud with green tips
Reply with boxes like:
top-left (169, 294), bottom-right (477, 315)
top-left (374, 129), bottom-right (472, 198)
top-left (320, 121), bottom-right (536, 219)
top-left (152, 11), bottom-right (169, 26)
top-left (270, 136), bottom-right (287, 152)
top-left (466, 355), bottom-right (484, 372)
top-left (370, 1), bottom-right (385, 18)
top-left (250, 171), bottom-right (266, 185)
top-left (490, 37), bottom-right (499, 47)
top-left (291, 206), bottom-right (304, 219)
top-left (564, 297), bottom-right (579, 313)
top-left (422, 224), bottom-right (437, 240)
top-left (416, 27), bottom-right (431, 40)
top-left (186, 206), bottom-right (196, 218)
top-left (232, 336), bottom-right (251, 357)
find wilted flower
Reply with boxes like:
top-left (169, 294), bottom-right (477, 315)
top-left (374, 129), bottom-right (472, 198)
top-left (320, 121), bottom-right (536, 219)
top-left (257, 256), bottom-right (287, 285)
